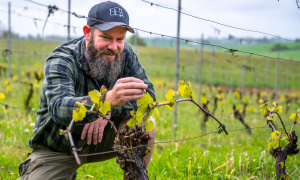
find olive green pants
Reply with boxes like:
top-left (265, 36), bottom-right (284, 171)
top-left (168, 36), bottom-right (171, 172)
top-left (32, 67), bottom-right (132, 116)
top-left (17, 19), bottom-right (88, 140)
top-left (18, 121), bottom-right (120, 180)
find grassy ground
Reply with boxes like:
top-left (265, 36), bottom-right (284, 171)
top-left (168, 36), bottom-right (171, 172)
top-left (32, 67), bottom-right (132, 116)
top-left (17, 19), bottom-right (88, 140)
top-left (0, 77), bottom-right (300, 179)
top-left (0, 39), bottom-right (299, 179)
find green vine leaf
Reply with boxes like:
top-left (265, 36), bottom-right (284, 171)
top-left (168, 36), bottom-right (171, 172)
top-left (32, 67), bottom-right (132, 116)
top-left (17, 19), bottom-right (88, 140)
top-left (89, 90), bottom-right (101, 104)
top-left (267, 116), bottom-right (275, 122)
top-left (72, 101), bottom-right (87, 122)
top-left (268, 141), bottom-right (279, 150)
top-left (290, 113), bottom-right (296, 120)
top-left (145, 119), bottom-right (154, 132)
top-left (137, 92), bottom-right (153, 107)
top-left (153, 108), bottom-right (160, 120)
top-left (164, 89), bottom-right (176, 110)
top-left (234, 90), bottom-right (241, 100)
top-left (200, 96), bottom-right (207, 105)
top-left (178, 80), bottom-right (194, 99)
top-left (127, 118), bottom-right (137, 127)
top-left (145, 109), bottom-right (153, 127)
top-left (127, 92), bottom-right (157, 132)
top-left (165, 89), bottom-right (176, 101)
top-left (271, 131), bottom-right (281, 140)
top-left (99, 101), bottom-right (111, 116)
top-left (135, 106), bottom-right (147, 125)
top-left (280, 136), bottom-right (289, 148)
top-left (0, 93), bottom-right (5, 102)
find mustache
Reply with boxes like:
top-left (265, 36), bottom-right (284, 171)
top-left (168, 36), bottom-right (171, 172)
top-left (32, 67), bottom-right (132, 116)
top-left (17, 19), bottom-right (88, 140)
top-left (97, 48), bottom-right (119, 56)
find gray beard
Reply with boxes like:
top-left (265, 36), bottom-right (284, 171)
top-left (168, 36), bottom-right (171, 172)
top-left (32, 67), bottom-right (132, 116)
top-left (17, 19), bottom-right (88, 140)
top-left (85, 38), bottom-right (123, 82)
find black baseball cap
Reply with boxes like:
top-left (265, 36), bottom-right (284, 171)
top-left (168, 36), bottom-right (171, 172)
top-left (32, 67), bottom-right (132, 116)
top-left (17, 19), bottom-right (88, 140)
top-left (87, 1), bottom-right (135, 33)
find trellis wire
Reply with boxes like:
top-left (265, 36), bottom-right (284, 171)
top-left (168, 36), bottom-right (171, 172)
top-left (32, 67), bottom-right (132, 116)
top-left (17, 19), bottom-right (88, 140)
top-left (27, 123), bottom-right (300, 166)
top-left (140, 0), bottom-right (294, 41)
top-left (21, 0), bottom-right (300, 63)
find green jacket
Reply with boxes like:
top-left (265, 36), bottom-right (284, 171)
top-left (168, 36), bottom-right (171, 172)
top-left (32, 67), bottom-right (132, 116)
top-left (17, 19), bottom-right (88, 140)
top-left (29, 36), bottom-right (155, 152)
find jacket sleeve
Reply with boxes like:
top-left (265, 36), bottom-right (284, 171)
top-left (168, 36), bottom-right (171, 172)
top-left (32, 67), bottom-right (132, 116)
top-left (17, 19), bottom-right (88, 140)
top-left (44, 56), bottom-right (97, 126)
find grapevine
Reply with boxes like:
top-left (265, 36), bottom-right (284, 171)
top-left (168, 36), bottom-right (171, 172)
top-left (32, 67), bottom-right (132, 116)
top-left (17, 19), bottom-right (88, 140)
top-left (259, 99), bottom-right (299, 180)
top-left (62, 79), bottom-right (228, 179)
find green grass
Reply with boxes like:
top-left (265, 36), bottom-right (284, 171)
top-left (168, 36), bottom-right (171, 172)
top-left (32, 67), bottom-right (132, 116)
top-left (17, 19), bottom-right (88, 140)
top-left (0, 39), bottom-right (300, 179)
top-left (1, 77), bottom-right (300, 179)
top-left (230, 42), bottom-right (300, 61)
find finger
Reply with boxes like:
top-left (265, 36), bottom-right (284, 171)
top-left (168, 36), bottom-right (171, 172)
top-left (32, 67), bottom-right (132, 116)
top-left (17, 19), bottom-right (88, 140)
top-left (118, 89), bottom-right (145, 96)
top-left (98, 126), bottom-right (104, 143)
top-left (93, 126), bottom-right (99, 145)
top-left (119, 82), bottom-right (148, 90)
top-left (87, 123), bottom-right (95, 145)
top-left (98, 120), bottom-right (108, 143)
top-left (117, 77), bottom-right (144, 84)
top-left (81, 123), bottom-right (90, 140)
top-left (112, 94), bottom-right (145, 106)
top-left (125, 94), bottom-right (145, 100)
top-left (92, 118), bottom-right (102, 145)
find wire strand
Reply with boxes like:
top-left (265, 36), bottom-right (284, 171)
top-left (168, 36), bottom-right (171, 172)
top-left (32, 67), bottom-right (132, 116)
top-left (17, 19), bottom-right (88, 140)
top-left (22, 0), bottom-right (300, 63)
top-left (34, 123), bottom-right (299, 165)
top-left (0, 9), bottom-right (81, 30)
top-left (140, 0), bottom-right (294, 42)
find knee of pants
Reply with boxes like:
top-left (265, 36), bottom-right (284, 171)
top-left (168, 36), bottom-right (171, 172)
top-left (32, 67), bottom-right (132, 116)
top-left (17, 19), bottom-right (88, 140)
top-left (19, 148), bottom-right (80, 180)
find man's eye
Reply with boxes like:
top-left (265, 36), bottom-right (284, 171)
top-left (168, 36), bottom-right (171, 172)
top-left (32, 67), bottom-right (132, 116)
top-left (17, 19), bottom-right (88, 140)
top-left (102, 36), bottom-right (109, 39)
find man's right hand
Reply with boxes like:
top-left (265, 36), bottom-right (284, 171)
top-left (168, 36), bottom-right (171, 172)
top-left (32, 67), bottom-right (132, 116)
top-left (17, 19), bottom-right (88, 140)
top-left (105, 77), bottom-right (148, 108)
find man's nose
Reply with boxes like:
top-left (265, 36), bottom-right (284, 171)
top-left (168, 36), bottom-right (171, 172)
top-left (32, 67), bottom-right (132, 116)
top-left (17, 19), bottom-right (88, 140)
top-left (108, 40), bottom-right (117, 51)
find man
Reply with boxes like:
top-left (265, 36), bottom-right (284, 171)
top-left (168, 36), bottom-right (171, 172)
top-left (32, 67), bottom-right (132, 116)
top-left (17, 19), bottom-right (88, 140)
top-left (18, 1), bottom-right (156, 179)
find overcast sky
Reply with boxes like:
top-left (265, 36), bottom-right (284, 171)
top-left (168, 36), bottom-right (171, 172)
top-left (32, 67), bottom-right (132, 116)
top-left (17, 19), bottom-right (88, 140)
top-left (0, 0), bottom-right (299, 40)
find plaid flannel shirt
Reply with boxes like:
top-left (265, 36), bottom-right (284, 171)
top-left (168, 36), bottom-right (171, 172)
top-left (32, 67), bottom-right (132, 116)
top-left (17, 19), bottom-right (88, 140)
top-left (29, 36), bottom-right (155, 152)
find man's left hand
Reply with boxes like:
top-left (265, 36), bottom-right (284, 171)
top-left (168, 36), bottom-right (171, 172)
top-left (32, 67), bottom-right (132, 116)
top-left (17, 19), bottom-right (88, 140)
top-left (81, 113), bottom-right (110, 145)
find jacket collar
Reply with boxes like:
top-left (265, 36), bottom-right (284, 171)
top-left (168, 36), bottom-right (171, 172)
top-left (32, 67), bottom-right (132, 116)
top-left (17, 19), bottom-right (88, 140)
top-left (77, 36), bottom-right (90, 74)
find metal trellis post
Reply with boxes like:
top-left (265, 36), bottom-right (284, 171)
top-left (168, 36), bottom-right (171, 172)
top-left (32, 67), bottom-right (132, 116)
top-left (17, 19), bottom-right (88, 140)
top-left (265, 58), bottom-right (269, 93)
top-left (198, 33), bottom-right (203, 103)
top-left (210, 46), bottom-right (214, 91)
top-left (274, 51), bottom-right (280, 101)
top-left (174, 0), bottom-right (181, 139)
top-left (8, 2), bottom-right (11, 78)
top-left (68, 0), bottom-right (71, 41)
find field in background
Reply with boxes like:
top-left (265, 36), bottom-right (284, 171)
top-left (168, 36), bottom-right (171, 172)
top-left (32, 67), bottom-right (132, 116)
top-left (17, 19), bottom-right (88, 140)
top-left (0, 39), bottom-right (300, 179)
top-left (1, 38), bottom-right (300, 89)
top-left (144, 38), bottom-right (300, 61)
top-left (229, 41), bottom-right (300, 61)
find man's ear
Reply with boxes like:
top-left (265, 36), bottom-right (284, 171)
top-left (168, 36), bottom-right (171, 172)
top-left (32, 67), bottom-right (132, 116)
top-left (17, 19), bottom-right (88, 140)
top-left (83, 25), bottom-right (91, 41)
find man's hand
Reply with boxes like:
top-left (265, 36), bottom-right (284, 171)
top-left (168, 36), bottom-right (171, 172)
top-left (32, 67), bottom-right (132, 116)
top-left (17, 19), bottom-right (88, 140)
top-left (81, 113), bottom-right (111, 145)
top-left (105, 77), bottom-right (148, 108)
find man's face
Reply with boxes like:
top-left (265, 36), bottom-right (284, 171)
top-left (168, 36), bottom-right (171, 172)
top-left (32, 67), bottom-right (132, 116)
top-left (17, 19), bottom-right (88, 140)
top-left (85, 26), bottom-right (127, 81)
top-left (90, 26), bottom-right (127, 61)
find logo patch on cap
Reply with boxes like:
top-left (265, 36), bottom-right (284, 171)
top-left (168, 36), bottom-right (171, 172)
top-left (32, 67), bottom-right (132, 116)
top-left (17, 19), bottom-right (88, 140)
top-left (109, 7), bottom-right (124, 17)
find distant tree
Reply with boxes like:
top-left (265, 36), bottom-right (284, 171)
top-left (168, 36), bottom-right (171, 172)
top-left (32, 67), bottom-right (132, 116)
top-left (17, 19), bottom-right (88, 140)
top-left (270, 44), bottom-right (289, 51)
top-left (27, 34), bottom-right (35, 40)
top-left (127, 34), bottom-right (147, 47)
top-left (36, 34), bottom-right (43, 41)
top-left (2, 30), bottom-right (19, 39)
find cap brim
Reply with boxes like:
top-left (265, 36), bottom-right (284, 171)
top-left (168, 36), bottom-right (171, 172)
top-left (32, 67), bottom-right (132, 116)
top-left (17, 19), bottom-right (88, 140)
top-left (95, 22), bottom-right (135, 33)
